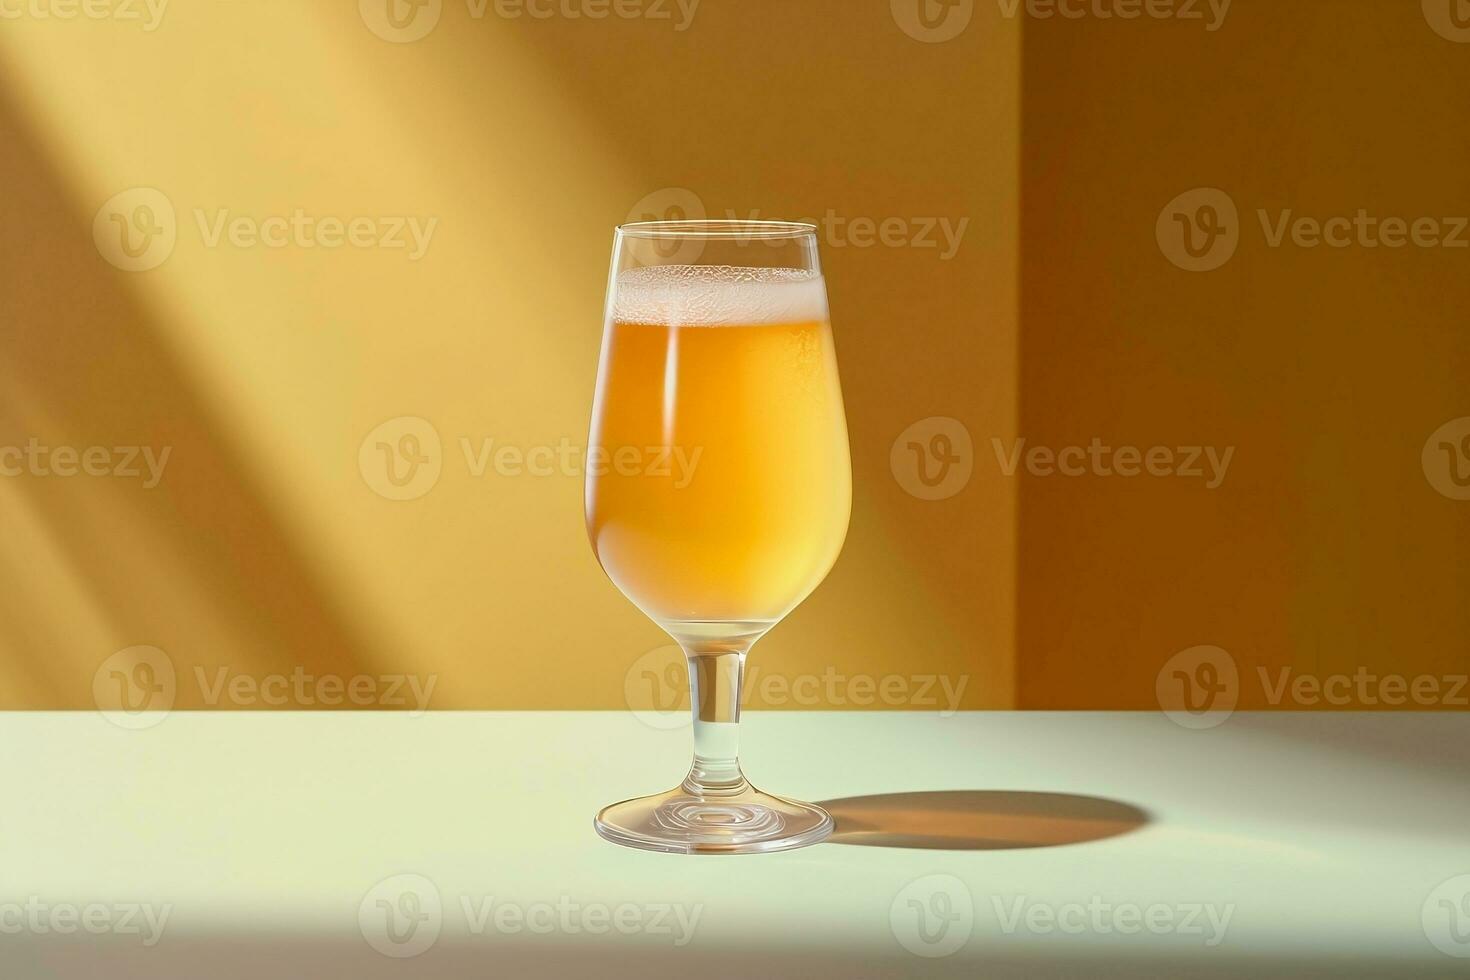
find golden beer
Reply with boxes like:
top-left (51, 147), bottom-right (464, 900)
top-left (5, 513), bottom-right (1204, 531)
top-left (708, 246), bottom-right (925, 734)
top-left (589, 223), bottom-right (847, 855)
top-left (586, 266), bottom-right (851, 629)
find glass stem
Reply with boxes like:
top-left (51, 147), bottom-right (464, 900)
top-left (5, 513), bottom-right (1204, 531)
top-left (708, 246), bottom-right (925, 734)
top-left (681, 638), bottom-right (753, 798)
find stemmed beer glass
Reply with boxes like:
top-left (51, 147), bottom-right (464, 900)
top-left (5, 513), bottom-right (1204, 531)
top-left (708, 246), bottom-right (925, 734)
top-left (585, 220), bottom-right (851, 854)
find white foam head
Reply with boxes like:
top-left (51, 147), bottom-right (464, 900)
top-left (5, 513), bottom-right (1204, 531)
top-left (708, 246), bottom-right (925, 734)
top-left (611, 265), bottom-right (829, 327)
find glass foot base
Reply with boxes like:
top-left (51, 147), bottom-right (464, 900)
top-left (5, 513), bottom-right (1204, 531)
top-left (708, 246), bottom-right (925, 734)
top-left (595, 784), bottom-right (833, 854)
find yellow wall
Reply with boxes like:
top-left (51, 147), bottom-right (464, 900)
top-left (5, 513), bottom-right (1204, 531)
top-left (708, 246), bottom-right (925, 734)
top-left (1018, 0), bottom-right (1470, 708)
top-left (12, 3), bottom-right (1454, 715)
top-left (0, 2), bottom-right (1018, 710)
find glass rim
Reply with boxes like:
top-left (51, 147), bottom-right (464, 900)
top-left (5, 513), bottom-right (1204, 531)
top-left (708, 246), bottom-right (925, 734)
top-left (617, 219), bottom-right (818, 241)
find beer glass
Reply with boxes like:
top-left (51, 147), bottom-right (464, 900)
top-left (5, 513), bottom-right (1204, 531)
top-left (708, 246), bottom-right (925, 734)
top-left (586, 220), bottom-right (851, 854)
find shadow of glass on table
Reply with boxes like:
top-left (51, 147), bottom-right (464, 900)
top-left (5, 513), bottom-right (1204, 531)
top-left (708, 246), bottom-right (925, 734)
top-left (815, 791), bottom-right (1151, 850)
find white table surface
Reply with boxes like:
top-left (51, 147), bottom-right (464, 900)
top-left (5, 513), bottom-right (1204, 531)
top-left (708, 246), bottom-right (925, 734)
top-left (1, 711), bottom-right (1465, 978)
